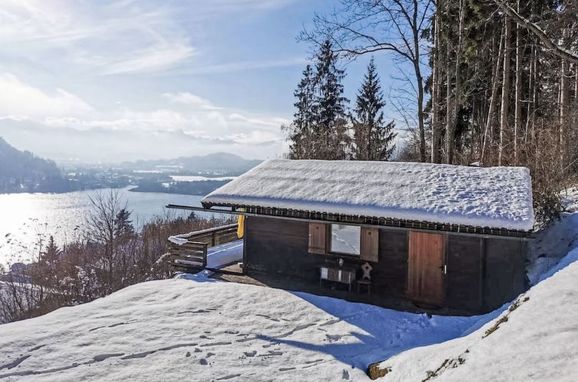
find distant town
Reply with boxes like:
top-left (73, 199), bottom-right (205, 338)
top-left (0, 137), bottom-right (260, 195)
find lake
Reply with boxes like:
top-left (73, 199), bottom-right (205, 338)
top-left (0, 188), bottom-right (210, 266)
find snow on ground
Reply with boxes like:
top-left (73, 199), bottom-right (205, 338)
top-left (202, 159), bottom-right (534, 231)
top-left (374, 249), bottom-right (578, 382)
top-left (0, 275), bottom-right (496, 381)
top-left (527, 186), bottom-right (578, 283)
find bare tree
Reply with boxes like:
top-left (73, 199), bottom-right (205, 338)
top-left (85, 190), bottom-right (126, 292)
top-left (301, 0), bottom-right (434, 162)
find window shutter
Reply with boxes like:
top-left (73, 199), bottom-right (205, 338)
top-left (360, 227), bottom-right (379, 262)
top-left (308, 223), bottom-right (327, 255)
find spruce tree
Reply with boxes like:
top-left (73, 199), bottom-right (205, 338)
top-left (313, 39), bottom-right (350, 159)
top-left (352, 58), bottom-right (396, 160)
top-left (284, 65), bottom-right (316, 159)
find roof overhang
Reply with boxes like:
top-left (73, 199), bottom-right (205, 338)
top-left (167, 203), bottom-right (534, 240)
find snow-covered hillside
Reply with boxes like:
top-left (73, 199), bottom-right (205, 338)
top-left (373, 249), bottom-right (578, 382)
top-left (0, 272), bottom-right (493, 382)
top-left (1, 248), bottom-right (577, 382)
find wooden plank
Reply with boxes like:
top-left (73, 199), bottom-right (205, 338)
top-left (407, 231), bottom-right (445, 305)
top-left (308, 223), bottom-right (327, 255)
top-left (360, 227), bottom-right (379, 262)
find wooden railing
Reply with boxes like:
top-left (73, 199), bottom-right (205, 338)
top-left (166, 223), bottom-right (239, 272)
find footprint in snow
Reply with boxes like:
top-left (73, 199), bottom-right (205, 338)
top-left (243, 350), bottom-right (257, 357)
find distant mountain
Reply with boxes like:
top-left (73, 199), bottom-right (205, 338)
top-left (0, 137), bottom-right (70, 193)
top-left (121, 152), bottom-right (262, 175)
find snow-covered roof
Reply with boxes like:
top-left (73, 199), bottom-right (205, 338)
top-left (202, 159), bottom-right (534, 231)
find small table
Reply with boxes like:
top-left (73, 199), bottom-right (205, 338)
top-left (319, 266), bottom-right (356, 292)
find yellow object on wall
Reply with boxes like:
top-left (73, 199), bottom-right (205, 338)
top-left (237, 213), bottom-right (245, 238)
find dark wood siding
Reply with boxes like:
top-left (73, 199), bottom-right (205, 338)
top-left (446, 235), bottom-right (483, 311)
top-left (245, 216), bottom-right (318, 281)
top-left (243, 216), bottom-right (528, 314)
top-left (483, 238), bottom-right (528, 310)
top-left (373, 229), bottom-right (408, 297)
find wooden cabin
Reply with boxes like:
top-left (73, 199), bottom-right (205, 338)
top-left (200, 159), bottom-right (534, 315)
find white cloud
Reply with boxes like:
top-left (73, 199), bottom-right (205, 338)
top-left (175, 57), bottom-right (308, 76)
top-left (162, 92), bottom-right (221, 110)
top-left (0, 73), bottom-right (93, 118)
top-left (0, 1), bottom-right (195, 76)
top-left (102, 43), bottom-right (194, 75)
top-left (229, 112), bottom-right (289, 129)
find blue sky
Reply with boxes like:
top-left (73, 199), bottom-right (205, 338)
top-left (0, 0), bottom-right (401, 163)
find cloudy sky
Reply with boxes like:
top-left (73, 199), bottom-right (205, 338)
top-left (0, 0), bottom-right (398, 163)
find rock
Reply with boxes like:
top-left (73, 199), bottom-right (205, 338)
top-left (367, 363), bottom-right (390, 380)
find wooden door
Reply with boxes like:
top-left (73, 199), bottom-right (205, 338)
top-left (407, 231), bottom-right (446, 305)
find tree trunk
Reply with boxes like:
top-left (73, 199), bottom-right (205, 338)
top-left (444, 0), bottom-right (453, 163)
top-left (431, 8), bottom-right (442, 164)
top-left (446, 0), bottom-right (465, 164)
top-left (513, 0), bottom-right (522, 165)
top-left (560, 58), bottom-right (569, 169)
top-left (481, 31), bottom-right (504, 165)
top-left (499, 17), bottom-right (511, 166)
top-left (413, 3), bottom-right (426, 163)
top-left (524, 45), bottom-right (535, 148)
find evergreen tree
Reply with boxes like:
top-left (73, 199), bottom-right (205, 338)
top-left (352, 58), bottom-right (396, 160)
top-left (313, 39), bottom-right (350, 159)
top-left (114, 208), bottom-right (134, 239)
top-left (284, 65), bottom-right (316, 159)
top-left (40, 236), bottom-right (61, 266)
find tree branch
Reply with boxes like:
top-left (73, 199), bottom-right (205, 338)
top-left (493, 0), bottom-right (578, 65)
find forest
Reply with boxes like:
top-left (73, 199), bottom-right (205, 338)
top-left (284, 0), bottom-right (578, 224)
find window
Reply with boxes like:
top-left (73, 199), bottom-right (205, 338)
top-left (330, 224), bottom-right (361, 255)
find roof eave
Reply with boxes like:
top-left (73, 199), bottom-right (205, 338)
top-left (201, 201), bottom-right (533, 239)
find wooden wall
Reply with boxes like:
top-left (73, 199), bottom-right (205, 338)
top-left (244, 216), bottom-right (528, 314)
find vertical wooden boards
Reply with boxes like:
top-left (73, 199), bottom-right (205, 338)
top-left (360, 227), bottom-right (379, 262)
top-left (308, 223), bottom-right (327, 255)
top-left (407, 231), bottom-right (446, 305)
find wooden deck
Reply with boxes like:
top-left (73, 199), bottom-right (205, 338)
top-left (166, 224), bottom-right (239, 273)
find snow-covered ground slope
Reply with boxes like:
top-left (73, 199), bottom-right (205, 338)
top-left (203, 159), bottom-right (534, 231)
top-left (527, 186), bottom-right (578, 283)
top-left (0, 274), bottom-right (495, 382)
top-left (375, 249), bottom-right (578, 382)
